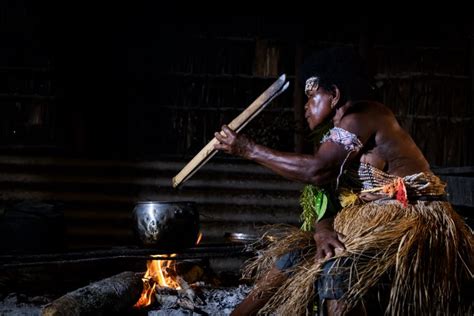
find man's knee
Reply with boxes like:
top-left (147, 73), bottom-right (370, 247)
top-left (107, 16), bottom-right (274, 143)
top-left (274, 249), bottom-right (303, 273)
top-left (317, 257), bottom-right (352, 300)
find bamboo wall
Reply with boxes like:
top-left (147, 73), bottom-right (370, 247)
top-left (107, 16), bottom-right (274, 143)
top-left (1, 14), bottom-right (472, 166)
top-left (372, 46), bottom-right (472, 166)
top-left (126, 34), bottom-right (297, 159)
top-left (126, 19), bottom-right (474, 166)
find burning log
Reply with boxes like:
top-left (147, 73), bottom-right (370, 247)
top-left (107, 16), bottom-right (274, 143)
top-left (136, 257), bottom-right (211, 314)
top-left (41, 271), bottom-right (143, 316)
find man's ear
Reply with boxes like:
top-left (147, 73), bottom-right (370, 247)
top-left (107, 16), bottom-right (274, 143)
top-left (331, 85), bottom-right (341, 107)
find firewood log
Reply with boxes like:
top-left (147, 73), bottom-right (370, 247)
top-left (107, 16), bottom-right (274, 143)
top-left (41, 271), bottom-right (143, 316)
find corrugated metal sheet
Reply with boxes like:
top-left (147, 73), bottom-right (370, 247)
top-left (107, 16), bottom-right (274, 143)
top-left (1, 156), bottom-right (471, 251)
top-left (0, 155), bottom-right (302, 249)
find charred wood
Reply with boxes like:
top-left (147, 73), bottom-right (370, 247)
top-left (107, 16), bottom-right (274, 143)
top-left (41, 271), bottom-right (143, 316)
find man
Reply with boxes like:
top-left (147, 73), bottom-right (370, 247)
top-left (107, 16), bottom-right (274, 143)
top-left (214, 47), bottom-right (473, 315)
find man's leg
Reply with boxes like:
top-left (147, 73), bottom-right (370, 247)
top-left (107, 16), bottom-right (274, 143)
top-left (319, 257), bottom-right (388, 316)
top-left (318, 258), bottom-right (356, 316)
top-left (231, 267), bottom-right (287, 316)
top-left (231, 250), bottom-right (302, 315)
top-left (325, 299), bottom-right (367, 316)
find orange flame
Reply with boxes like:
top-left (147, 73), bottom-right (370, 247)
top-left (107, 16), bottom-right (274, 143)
top-left (196, 232), bottom-right (203, 245)
top-left (134, 232), bottom-right (204, 309)
top-left (134, 254), bottom-right (181, 308)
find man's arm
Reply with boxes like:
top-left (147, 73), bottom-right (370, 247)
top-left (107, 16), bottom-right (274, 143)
top-left (214, 125), bottom-right (356, 186)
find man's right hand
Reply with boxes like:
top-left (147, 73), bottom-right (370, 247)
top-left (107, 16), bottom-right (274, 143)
top-left (313, 217), bottom-right (345, 262)
top-left (214, 125), bottom-right (255, 159)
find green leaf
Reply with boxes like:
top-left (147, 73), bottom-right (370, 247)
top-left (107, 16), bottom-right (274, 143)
top-left (300, 185), bottom-right (332, 231)
top-left (315, 191), bottom-right (322, 209)
top-left (316, 194), bottom-right (328, 221)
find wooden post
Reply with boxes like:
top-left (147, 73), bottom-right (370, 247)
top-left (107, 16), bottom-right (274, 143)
top-left (468, 21), bottom-right (474, 166)
top-left (358, 16), bottom-right (370, 64)
top-left (293, 42), bottom-right (304, 153)
top-left (470, 21), bottom-right (474, 125)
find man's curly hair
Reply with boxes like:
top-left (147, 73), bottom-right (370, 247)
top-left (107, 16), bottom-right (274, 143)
top-left (299, 47), bottom-right (372, 104)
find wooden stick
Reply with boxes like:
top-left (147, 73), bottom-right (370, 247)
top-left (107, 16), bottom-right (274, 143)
top-left (172, 75), bottom-right (289, 188)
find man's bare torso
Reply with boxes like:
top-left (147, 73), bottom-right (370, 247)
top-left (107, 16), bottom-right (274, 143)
top-left (338, 101), bottom-right (430, 177)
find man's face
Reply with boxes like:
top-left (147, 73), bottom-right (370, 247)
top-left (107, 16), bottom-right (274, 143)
top-left (304, 85), bottom-right (333, 130)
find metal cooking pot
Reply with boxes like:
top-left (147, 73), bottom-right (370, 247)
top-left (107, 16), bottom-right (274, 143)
top-left (132, 201), bottom-right (199, 250)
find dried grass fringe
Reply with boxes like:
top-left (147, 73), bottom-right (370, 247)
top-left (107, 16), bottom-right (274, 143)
top-left (243, 201), bottom-right (473, 316)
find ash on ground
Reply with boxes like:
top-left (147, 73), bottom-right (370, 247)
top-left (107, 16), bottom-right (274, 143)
top-left (0, 293), bottom-right (51, 316)
top-left (148, 284), bottom-right (252, 316)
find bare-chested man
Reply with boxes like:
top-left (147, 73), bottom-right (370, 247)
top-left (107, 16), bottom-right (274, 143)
top-left (214, 48), bottom-right (473, 316)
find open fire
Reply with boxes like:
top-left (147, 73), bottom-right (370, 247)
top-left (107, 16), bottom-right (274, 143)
top-left (135, 232), bottom-right (203, 308)
top-left (134, 254), bottom-right (180, 307)
top-left (0, 232), bottom-right (253, 315)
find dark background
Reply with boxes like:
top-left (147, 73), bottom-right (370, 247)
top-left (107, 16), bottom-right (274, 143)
top-left (0, 3), bottom-right (473, 251)
top-left (1, 4), bottom-right (472, 166)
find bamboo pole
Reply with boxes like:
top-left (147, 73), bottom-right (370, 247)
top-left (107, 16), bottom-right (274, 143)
top-left (172, 74), bottom-right (289, 188)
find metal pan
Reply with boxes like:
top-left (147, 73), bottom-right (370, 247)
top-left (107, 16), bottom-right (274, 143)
top-left (224, 232), bottom-right (259, 244)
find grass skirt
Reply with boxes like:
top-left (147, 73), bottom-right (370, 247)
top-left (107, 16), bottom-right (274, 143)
top-left (243, 201), bottom-right (473, 315)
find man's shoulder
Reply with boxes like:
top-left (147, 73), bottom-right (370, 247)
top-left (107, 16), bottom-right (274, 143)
top-left (340, 101), bottom-right (398, 137)
top-left (346, 101), bottom-right (394, 121)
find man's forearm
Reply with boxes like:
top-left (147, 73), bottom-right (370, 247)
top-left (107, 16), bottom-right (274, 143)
top-left (247, 143), bottom-right (328, 183)
top-left (314, 216), bottom-right (335, 232)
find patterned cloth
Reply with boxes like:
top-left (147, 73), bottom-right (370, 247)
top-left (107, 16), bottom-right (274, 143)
top-left (338, 163), bottom-right (447, 208)
top-left (321, 127), bottom-right (363, 152)
top-left (344, 163), bottom-right (446, 197)
top-left (320, 126), bottom-right (363, 189)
